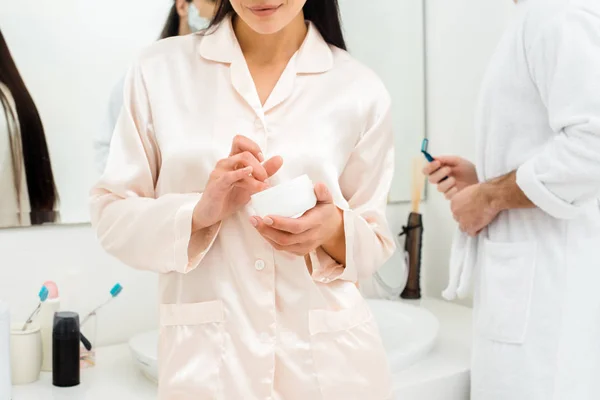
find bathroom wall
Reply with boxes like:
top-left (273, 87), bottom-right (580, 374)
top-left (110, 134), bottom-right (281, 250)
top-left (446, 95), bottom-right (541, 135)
top-left (0, 0), bottom-right (516, 346)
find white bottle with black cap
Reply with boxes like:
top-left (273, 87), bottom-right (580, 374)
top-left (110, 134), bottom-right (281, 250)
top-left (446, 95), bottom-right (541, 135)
top-left (0, 300), bottom-right (12, 400)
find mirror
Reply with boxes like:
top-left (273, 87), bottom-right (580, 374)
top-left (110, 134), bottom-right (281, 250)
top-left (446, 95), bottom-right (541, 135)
top-left (0, 1), bottom-right (173, 228)
top-left (0, 0), bottom-right (425, 229)
top-left (339, 0), bottom-right (426, 203)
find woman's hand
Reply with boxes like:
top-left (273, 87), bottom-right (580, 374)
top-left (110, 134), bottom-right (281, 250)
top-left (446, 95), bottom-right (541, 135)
top-left (422, 156), bottom-right (478, 200)
top-left (250, 183), bottom-right (345, 259)
top-left (193, 135), bottom-right (283, 231)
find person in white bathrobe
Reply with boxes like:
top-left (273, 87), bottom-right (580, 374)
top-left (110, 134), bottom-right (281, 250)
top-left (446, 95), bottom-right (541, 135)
top-left (424, 0), bottom-right (600, 398)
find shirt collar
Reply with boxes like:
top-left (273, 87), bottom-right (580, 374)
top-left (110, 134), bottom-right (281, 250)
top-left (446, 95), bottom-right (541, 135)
top-left (197, 14), bottom-right (333, 74)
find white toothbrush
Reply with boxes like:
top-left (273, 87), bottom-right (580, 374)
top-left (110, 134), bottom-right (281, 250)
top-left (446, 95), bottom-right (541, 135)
top-left (81, 283), bottom-right (123, 327)
top-left (22, 285), bottom-right (49, 331)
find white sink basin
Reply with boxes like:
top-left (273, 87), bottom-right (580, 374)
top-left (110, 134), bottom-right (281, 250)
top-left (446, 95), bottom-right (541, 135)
top-left (368, 299), bottom-right (439, 372)
top-left (129, 299), bottom-right (439, 384)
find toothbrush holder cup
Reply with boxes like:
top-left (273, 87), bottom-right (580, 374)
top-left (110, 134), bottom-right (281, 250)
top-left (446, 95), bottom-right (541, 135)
top-left (10, 323), bottom-right (43, 385)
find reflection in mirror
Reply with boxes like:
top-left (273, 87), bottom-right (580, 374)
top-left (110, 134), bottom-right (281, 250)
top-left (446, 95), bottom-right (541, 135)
top-left (0, 1), bottom-right (194, 228)
top-left (0, 0), bottom-right (425, 230)
top-left (0, 30), bottom-right (59, 228)
top-left (339, 0), bottom-right (426, 202)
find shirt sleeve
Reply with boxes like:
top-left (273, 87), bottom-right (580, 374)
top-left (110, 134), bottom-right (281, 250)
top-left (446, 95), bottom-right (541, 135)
top-left (310, 89), bottom-right (396, 284)
top-left (516, 6), bottom-right (600, 219)
top-left (89, 62), bottom-right (220, 274)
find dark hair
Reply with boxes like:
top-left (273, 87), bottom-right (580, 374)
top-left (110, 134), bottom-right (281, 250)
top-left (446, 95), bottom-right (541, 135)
top-left (208, 0), bottom-right (347, 51)
top-left (0, 28), bottom-right (58, 225)
top-left (160, 0), bottom-right (218, 39)
top-left (160, 2), bottom-right (188, 39)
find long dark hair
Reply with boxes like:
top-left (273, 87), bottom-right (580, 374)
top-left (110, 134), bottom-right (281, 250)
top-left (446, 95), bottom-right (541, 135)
top-left (160, 1), bottom-right (190, 39)
top-left (0, 28), bottom-right (58, 225)
top-left (208, 0), bottom-right (347, 51)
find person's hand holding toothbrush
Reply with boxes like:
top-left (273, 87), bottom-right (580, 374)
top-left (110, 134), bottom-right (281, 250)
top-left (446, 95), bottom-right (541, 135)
top-left (422, 156), bottom-right (478, 200)
top-left (421, 144), bottom-right (496, 236)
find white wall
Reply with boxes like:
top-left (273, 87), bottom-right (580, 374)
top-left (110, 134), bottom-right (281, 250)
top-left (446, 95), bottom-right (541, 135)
top-left (0, 0), bottom-right (517, 346)
top-left (339, 0), bottom-right (426, 202)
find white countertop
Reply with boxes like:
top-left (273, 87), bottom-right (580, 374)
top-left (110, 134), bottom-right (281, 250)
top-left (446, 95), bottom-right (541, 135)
top-left (12, 298), bottom-right (472, 400)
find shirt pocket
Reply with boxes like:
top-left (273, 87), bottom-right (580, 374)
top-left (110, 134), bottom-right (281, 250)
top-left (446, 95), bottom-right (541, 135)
top-left (308, 302), bottom-right (393, 400)
top-left (476, 239), bottom-right (537, 344)
top-left (158, 300), bottom-right (225, 399)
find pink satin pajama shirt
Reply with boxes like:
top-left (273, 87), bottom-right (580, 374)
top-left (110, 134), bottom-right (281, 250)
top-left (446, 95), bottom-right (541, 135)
top-left (91, 16), bottom-right (395, 400)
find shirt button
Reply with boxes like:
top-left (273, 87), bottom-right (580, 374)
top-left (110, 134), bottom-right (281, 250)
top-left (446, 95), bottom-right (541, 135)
top-left (254, 118), bottom-right (263, 129)
top-left (255, 259), bottom-right (266, 271)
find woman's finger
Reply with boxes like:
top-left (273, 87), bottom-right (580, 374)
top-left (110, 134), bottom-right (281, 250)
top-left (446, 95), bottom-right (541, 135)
top-left (230, 135), bottom-right (264, 162)
top-left (261, 215), bottom-right (312, 234)
top-left (220, 166), bottom-right (254, 187)
top-left (260, 226), bottom-right (298, 246)
top-left (437, 176), bottom-right (456, 194)
top-left (250, 218), bottom-right (316, 256)
top-left (220, 152), bottom-right (268, 181)
top-left (429, 166), bottom-right (451, 184)
top-left (252, 217), bottom-right (310, 246)
top-left (263, 156), bottom-right (284, 178)
top-left (259, 235), bottom-right (310, 257)
top-left (233, 176), bottom-right (269, 194)
top-left (262, 236), bottom-right (285, 252)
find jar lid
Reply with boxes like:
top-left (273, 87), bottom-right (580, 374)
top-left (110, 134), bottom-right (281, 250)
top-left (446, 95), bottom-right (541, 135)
top-left (53, 311), bottom-right (80, 339)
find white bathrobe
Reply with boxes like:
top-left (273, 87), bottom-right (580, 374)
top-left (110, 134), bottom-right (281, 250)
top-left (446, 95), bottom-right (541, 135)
top-left (467, 0), bottom-right (600, 398)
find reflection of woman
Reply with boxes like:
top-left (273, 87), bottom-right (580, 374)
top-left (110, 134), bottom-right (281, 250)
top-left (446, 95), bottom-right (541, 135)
top-left (94, 0), bottom-right (218, 173)
top-left (0, 28), bottom-right (58, 227)
top-left (91, 0), bottom-right (395, 398)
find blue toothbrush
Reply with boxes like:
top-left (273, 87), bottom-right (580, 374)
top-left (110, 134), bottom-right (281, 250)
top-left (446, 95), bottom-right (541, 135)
top-left (81, 283), bottom-right (123, 327)
top-left (22, 285), bottom-right (49, 330)
top-left (421, 138), bottom-right (435, 162)
top-left (421, 138), bottom-right (448, 182)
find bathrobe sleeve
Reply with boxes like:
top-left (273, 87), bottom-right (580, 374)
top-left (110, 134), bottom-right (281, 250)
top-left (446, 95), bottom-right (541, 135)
top-left (516, 6), bottom-right (600, 219)
top-left (89, 62), bottom-right (220, 274)
top-left (310, 90), bottom-right (396, 284)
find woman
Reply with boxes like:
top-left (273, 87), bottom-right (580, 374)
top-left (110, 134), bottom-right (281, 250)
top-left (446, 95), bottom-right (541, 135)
top-left (95, 0), bottom-right (218, 173)
top-left (91, 1), bottom-right (395, 399)
top-left (0, 28), bottom-right (58, 228)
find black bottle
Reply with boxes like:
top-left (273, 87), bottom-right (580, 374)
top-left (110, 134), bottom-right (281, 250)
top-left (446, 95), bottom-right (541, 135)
top-left (52, 311), bottom-right (80, 387)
